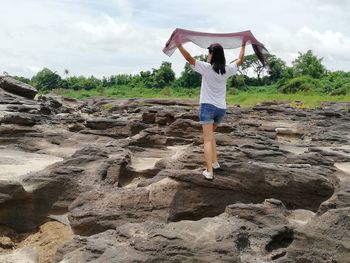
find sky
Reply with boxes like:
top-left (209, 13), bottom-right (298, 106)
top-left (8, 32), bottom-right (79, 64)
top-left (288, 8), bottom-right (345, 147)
top-left (1, 0), bottom-right (349, 78)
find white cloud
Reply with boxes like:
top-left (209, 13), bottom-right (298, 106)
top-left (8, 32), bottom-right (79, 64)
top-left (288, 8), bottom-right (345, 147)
top-left (297, 27), bottom-right (350, 60)
top-left (0, 0), bottom-right (349, 78)
top-left (27, 66), bottom-right (43, 74)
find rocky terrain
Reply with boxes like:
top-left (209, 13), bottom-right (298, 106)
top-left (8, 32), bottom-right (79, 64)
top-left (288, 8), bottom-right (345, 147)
top-left (0, 76), bottom-right (349, 262)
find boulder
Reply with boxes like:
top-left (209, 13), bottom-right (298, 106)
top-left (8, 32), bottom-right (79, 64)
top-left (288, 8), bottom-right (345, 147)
top-left (280, 208), bottom-right (350, 262)
top-left (56, 199), bottom-right (294, 263)
top-left (68, 161), bottom-right (335, 236)
top-left (0, 76), bottom-right (37, 99)
top-left (0, 145), bottom-right (129, 232)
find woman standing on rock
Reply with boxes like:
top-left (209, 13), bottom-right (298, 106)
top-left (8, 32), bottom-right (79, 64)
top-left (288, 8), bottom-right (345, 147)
top-left (176, 42), bottom-right (245, 180)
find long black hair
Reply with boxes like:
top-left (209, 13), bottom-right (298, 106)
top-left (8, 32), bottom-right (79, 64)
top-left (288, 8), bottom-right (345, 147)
top-left (208, 43), bottom-right (226, 74)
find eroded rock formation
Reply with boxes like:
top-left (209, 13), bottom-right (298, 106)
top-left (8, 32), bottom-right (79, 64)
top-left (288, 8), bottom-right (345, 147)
top-left (0, 77), bottom-right (349, 262)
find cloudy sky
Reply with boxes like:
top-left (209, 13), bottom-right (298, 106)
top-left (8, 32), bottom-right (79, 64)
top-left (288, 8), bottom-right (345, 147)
top-left (1, 0), bottom-right (349, 78)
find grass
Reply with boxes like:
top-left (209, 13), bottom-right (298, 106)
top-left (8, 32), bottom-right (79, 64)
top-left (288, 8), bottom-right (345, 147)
top-left (49, 86), bottom-right (200, 100)
top-left (46, 85), bottom-right (350, 108)
top-left (228, 92), bottom-right (330, 108)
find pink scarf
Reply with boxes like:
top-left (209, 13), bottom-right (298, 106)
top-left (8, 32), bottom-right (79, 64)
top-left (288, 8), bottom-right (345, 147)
top-left (163, 28), bottom-right (269, 66)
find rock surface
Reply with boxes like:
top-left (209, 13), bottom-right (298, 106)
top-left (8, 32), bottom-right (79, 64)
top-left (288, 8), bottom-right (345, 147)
top-left (0, 76), bottom-right (38, 99)
top-left (56, 199), bottom-right (293, 263)
top-left (0, 81), bottom-right (350, 262)
top-left (0, 247), bottom-right (39, 263)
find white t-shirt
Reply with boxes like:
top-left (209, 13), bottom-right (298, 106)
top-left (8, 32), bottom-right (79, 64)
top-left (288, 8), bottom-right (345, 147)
top-left (193, 60), bottom-right (238, 109)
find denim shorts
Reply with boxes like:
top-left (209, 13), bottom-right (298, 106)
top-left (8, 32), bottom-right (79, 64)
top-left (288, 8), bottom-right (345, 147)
top-left (199, 103), bottom-right (226, 125)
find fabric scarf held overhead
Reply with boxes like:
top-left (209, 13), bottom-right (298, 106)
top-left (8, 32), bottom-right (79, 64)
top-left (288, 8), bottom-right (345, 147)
top-left (163, 28), bottom-right (270, 67)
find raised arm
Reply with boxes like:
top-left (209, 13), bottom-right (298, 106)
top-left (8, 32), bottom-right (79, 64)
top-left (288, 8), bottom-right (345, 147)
top-left (234, 43), bottom-right (246, 67)
top-left (177, 44), bottom-right (195, 66)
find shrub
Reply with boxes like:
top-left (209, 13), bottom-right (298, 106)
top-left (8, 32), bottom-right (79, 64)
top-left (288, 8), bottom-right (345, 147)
top-left (96, 86), bottom-right (106, 96)
top-left (330, 83), bottom-right (350, 96)
top-left (229, 75), bottom-right (248, 91)
top-left (161, 86), bottom-right (172, 96)
top-left (278, 76), bottom-right (320, 94)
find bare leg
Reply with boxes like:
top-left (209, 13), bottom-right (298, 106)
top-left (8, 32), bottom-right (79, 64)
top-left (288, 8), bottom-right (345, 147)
top-left (212, 124), bottom-right (218, 163)
top-left (202, 124), bottom-right (214, 172)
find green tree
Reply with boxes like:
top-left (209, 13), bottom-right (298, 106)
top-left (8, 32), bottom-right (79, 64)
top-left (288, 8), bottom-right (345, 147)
top-left (84, 76), bottom-right (102, 90)
top-left (175, 55), bottom-right (207, 88)
top-left (176, 62), bottom-right (201, 88)
top-left (65, 75), bottom-right (101, 90)
top-left (152, 61), bottom-right (175, 89)
top-left (66, 76), bottom-right (83, 90)
top-left (139, 71), bottom-right (153, 88)
top-left (228, 74), bottom-right (248, 91)
top-left (292, 50), bottom-right (326, 78)
top-left (240, 54), bottom-right (264, 84)
top-left (267, 55), bottom-right (287, 82)
top-left (64, 69), bottom-right (70, 79)
top-left (108, 74), bottom-right (132, 86)
top-left (13, 76), bottom-right (31, 84)
top-left (31, 68), bottom-right (62, 90)
top-left (102, 76), bottom-right (109, 87)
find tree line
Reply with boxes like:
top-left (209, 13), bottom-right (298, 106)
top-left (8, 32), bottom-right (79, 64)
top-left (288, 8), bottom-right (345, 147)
top-left (12, 50), bottom-right (350, 96)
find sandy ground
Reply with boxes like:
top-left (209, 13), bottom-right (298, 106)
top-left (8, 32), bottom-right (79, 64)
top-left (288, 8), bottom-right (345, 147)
top-left (0, 220), bottom-right (74, 263)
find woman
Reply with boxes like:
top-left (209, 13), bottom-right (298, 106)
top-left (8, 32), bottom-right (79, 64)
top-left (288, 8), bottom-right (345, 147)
top-left (176, 42), bottom-right (245, 180)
